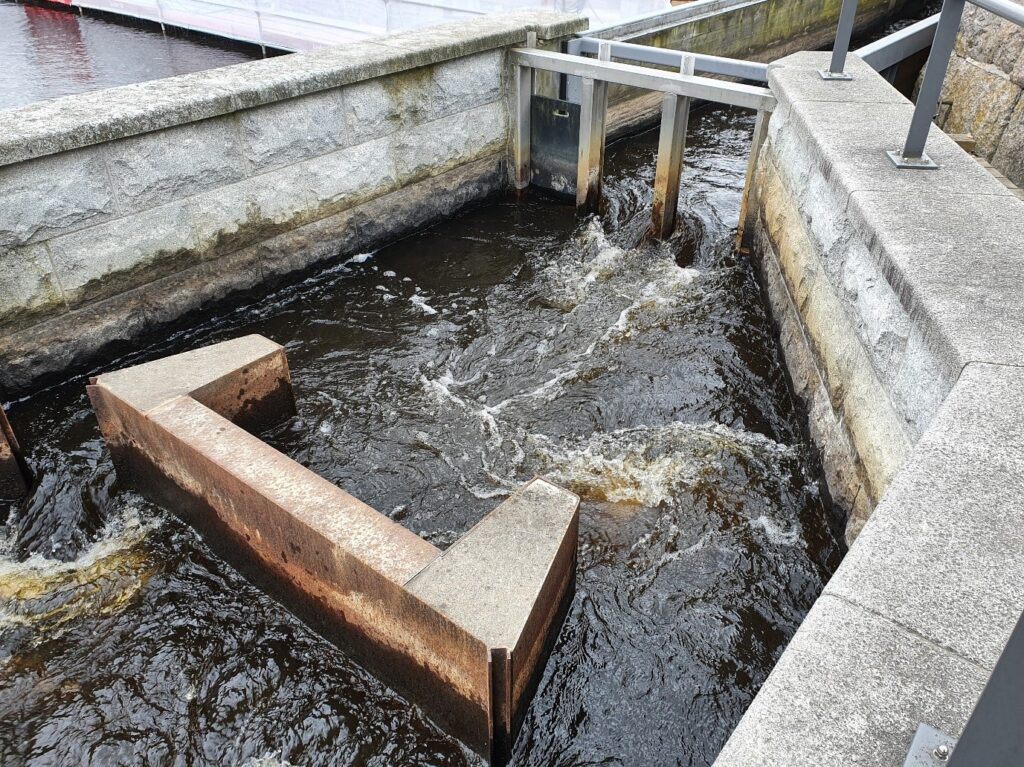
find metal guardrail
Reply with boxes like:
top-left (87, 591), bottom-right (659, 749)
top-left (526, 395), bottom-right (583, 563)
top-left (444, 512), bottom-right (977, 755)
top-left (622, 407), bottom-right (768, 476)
top-left (825, 0), bottom-right (1024, 169)
top-left (569, 37), bottom-right (769, 81)
top-left (853, 14), bottom-right (938, 72)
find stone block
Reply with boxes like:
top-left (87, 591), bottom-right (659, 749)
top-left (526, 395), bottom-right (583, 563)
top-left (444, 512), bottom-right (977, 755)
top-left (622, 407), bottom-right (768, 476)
top-left (305, 134), bottom-right (397, 214)
top-left (713, 595), bottom-right (987, 767)
top-left (187, 166), bottom-right (315, 259)
top-left (0, 149), bottom-right (114, 247)
top-left (392, 102), bottom-right (507, 183)
top-left (47, 199), bottom-right (199, 307)
top-left (825, 362), bottom-right (1024, 669)
top-left (940, 54), bottom-right (1021, 160)
top-left (105, 117), bottom-right (246, 212)
top-left (992, 96), bottom-right (1024, 187)
top-left (236, 89), bottom-right (348, 171)
top-left (848, 189), bottom-right (1024, 371)
top-left (88, 335), bottom-right (579, 764)
top-left (0, 245), bottom-right (66, 328)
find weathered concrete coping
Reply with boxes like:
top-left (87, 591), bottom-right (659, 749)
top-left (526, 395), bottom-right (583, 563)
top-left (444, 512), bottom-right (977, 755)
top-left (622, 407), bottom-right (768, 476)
top-left (0, 10), bottom-right (587, 169)
top-left (714, 52), bottom-right (1024, 767)
top-left (87, 334), bottom-right (579, 764)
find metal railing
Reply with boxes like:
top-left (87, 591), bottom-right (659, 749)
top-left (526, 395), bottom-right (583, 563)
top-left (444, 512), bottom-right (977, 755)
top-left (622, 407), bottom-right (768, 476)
top-left (512, 37), bottom-right (774, 239)
top-left (569, 37), bottom-right (769, 81)
top-left (825, 0), bottom-right (1024, 168)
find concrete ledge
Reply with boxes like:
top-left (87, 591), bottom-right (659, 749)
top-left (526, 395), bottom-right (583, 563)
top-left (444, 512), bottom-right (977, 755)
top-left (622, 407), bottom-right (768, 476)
top-left (715, 363), bottom-right (1024, 767)
top-left (718, 50), bottom-right (1024, 767)
top-left (87, 335), bottom-right (579, 764)
top-left (0, 11), bottom-right (586, 168)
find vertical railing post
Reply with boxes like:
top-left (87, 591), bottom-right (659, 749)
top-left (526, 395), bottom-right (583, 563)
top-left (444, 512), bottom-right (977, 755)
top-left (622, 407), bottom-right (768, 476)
top-left (651, 53), bottom-right (695, 239)
top-left (735, 108), bottom-right (771, 252)
top-left (514, 31), bottom-right (537, 192)
top-left (820, 0), bottom-right (859, 80)
top-left (887, 0), bottom-right (966, 169)
top-left (576, 41), bottom-right (611, 214)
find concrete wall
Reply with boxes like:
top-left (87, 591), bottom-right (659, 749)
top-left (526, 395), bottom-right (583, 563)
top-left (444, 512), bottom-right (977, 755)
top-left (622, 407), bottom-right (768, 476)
top-left (589, 0), bottom-right (913, 136)
top-left (936, 1), bottom-right (1024, 186)
top-left (714, 51), bottom-right (1024, 767)
top-left (0, 11), bottom-right (586, 396)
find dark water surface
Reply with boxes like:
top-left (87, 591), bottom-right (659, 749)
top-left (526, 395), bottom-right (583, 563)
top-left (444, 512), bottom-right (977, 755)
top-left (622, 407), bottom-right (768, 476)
top-left (0, 0), bottom-right (257, 111)
top-left (0, 107), bottom-right (844, 766)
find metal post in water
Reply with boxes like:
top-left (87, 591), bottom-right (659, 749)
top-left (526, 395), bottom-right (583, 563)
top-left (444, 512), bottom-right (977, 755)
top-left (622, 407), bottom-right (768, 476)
top-left (887, 0), bottom-right (966, 169)
top-left (735, 109), bottom-right (771, 252)
top-left (514, 31), bottom-right (537, 191)
top-left (651, 52), bottom-right (695, 239)
top-left (820, 0), bottom-right (858, 79)
top-left (575, 41), bottom-right (611, 214)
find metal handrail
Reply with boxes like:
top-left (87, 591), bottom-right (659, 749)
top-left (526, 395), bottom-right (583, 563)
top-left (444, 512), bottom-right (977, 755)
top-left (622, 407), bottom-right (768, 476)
top-left (824, 0), bottom-right (1024, 169)
top-left (853, 14), bottom-right (938, 72)
top-left (569, 36), bottom-right (769, 81)
top-left (511, 48), bottom-right (776, 111)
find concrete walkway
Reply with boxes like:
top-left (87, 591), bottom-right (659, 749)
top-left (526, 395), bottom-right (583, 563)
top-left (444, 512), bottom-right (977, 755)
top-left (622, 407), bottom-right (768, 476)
top-left (715, 52), bottom-right (1024, 767)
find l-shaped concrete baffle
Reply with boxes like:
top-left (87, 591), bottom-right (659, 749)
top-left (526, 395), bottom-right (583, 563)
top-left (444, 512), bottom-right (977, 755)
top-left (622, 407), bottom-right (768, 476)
top-left (714, 50), bottom-right (1024, 767)
top-left (87, 334), bottom-right (580, 764)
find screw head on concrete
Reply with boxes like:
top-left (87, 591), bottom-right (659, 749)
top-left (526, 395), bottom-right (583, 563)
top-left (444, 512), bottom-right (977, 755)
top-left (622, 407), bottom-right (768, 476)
top-left (933, 743), bottom-right (951, 761)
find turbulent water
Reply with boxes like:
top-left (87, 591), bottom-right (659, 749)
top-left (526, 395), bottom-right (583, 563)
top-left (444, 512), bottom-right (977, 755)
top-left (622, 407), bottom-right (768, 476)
top-left (0, 107), bottom-right (844, 766)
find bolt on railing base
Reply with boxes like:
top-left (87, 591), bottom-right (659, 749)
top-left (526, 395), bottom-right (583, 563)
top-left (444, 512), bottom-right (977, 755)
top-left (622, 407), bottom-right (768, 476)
top-left (887, 149), bottom-right (939, 170)
top-left (902, 723), bottom-right (957, 766)
top-left (818, 69), bottom-right (854, 80)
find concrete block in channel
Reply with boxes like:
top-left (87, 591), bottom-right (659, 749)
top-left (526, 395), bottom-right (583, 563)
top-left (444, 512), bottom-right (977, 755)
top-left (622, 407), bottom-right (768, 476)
top-left (87, 334), bottom-right (579, 764)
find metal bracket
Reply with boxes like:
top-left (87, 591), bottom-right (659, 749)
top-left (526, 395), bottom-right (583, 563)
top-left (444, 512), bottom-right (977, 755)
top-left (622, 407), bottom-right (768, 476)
top-left (887, 149), bottom-right (940, 169)
top-left (818, 69), bottom-right (854, 80)
top-left (903, 723), bottom-right (957, 766)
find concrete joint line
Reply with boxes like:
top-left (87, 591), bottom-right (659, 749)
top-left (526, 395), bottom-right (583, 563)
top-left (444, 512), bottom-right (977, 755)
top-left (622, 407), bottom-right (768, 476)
top-left (823, 592), bottom-right (992, 675)
top-left (87, 334), bottom-right (579, 765)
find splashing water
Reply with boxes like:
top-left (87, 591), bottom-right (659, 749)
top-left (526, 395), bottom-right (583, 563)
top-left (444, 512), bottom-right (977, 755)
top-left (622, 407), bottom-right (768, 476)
top-left (0, 107), bottom-right (843, 766)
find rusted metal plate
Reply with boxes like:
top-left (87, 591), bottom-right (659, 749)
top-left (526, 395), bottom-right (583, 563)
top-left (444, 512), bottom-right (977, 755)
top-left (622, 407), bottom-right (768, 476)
top-left (530, 95), bottom-right (580, 198)
top-left (87, 334), bottom-right (580, 765)
top-left (0, 405), bottom-right (29, 499)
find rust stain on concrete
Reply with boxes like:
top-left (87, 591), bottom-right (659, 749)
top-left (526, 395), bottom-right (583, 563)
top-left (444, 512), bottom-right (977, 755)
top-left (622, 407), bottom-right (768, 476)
top-left (0, 405), bottom-right (30, 499)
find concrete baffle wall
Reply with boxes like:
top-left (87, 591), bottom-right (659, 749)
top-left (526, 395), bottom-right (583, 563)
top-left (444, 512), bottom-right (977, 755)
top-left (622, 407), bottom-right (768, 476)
top-left (87, 334), bottom-right (580, 764)
top-left (0, 11), bottom-right (586, 395)
top-left (712, 51), bottom-right (1024, 767)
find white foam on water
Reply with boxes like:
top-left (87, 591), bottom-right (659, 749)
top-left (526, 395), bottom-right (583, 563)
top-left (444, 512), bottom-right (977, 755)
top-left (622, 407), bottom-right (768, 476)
top-left (0, 502), bottom-right (160, 643)
top-left (409, 294), bottom-right (438, 315)
top-left (749, 515), bottom-right (801, 546)
top-left (531, 422), bottom-right (796, 507)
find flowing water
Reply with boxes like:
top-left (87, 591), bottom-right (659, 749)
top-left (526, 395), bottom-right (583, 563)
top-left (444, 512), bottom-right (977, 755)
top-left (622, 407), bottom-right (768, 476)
top-left (0, 0), bottom-right (258, 111)
top-left (0, 106), bottom-right (844, 766)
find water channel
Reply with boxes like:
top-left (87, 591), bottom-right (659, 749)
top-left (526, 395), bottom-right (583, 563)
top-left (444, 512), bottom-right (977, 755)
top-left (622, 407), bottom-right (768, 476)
top-left (0, 98), bottom-right (846, 765)
top-left (0, 0), bottom-right (259, 111)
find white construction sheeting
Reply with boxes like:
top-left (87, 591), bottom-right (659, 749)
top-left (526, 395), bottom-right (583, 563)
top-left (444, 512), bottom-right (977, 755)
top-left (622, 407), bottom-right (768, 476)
top-left (68, 0), bottom-right (672, 50)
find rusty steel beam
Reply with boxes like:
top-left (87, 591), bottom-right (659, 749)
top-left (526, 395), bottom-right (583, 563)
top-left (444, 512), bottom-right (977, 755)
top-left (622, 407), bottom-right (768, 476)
top-left (0, 405), bottom-right (30, 499)
top-left (87, 335), bottom-right (579, 764)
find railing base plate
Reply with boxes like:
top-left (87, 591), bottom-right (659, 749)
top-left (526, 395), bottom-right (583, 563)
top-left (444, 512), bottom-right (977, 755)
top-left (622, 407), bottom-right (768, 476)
top-left (818, 68), bottom-right (854, 80)
top-left (887, 149), bottom-right (940, 169)
top-left (902, 723), bottom-right (957, 766)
